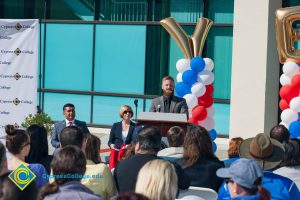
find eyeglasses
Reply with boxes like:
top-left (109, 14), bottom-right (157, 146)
top-left (123, 111), bottom-right (133, 115)
top-left (225, 178), bottom-right (233, 184)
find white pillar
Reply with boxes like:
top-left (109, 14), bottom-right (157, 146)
top-left (230, 0), bottom-right (282, 139)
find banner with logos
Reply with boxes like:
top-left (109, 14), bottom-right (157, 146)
top-left (0, 19), bottom-right (38, 136)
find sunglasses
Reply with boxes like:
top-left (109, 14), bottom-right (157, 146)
top-left (225, 178), bottom-right (234, 184)
top-left (123, 111), bottom-right (133, 115)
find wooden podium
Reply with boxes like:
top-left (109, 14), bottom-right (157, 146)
top-left (134, 112), bottom-right (190, 137)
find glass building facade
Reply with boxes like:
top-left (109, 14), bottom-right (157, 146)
top-left (0, 0), bottom-right (238, 135)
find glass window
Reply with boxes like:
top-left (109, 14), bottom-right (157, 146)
top-left (206, 26), bottom-right (233, 99)
top-left (170, 0), bottom-right (203, 23)
top-left (94, 24), bottom-right (146, 94)
top-left (214, 103), bottom-right (230, 135)
top-left (207, 0), bottom-right (234, 24)
top-left (92, 96), bottom-right (144, 125)
top-left (43, 93), bottom-right (91, 123)
top-left (44, 23), bottom-right (93, 91)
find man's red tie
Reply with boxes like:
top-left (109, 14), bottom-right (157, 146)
top-left (68, 121), bottom-right (72, 126)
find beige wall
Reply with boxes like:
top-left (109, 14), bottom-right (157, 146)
top-left (230, 0), bottom-right (282, 139)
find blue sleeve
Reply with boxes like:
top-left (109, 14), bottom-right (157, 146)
top-left (217, 181), bottom-right (231, 200)
top-left (50, 124), bottom-right (60, 148)
top-left (30, 164), bottom-right (49, 188)
top-left (108, 123), bottom-right (116, 147)
top-left (289, 182), bottom-right (300, 200)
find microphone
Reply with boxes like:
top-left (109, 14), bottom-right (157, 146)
top-left (157, 105), bottom-right (161, 112)
top-left (134, 99), bottom-right (138, 120)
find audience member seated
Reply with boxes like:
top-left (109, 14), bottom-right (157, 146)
top-left (25, 125), bottom-right (53, 174)
top-left (51, 103), bottom-right (90, 153)
top-left (223, 137), bottom-right (244, 167)
top-left (273, 139), bottom-right (300, 189)
top-left (0, 141), bottom-right (7, 175)
top-left (135, 159), bottom-right (178, 200)
top-left (175, 125), bottom-right (224, 192)
top-left (269, 124), bottom-right (290, 143)
top-left (113, 192), bottom-right (150, 200)
top-left (83, 134), bottom-right (117, 200)
top-left (124, 141), bottom-right (136, 159)
top-left (40, 145), bottom-right (102, 200)
top-left (0, 172), bottom-right (38, 200)
top-left (5, 125), bottom-right (48, 188)
top-left (218, 133), bottom-right (300, 200)
top-left (108, 105), bottom-right (135, 169)
top-left (157, 126), bottom-right (184, 160)
top-left (217, 158), bottom-right (270, 200)
top-left (114, 126), bottom-right (190, 194)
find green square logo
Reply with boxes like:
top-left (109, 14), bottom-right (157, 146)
top-left (8, 163), bottom-right (36, 190)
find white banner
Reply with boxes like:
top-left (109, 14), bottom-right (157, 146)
top-left (0, 19), bottom-right (38, 136)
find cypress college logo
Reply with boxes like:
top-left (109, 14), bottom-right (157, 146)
top-left (0, 48), bottom-right (34, 56)
top-left (0, 73), bottom-right (34, 80)
top-left (8, 163), bottom-right (36, 190)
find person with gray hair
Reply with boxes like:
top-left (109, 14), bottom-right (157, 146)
top-left (114, 126), bottom-right (190, 194)
top-left (0, 141), bottom-right (7, 175)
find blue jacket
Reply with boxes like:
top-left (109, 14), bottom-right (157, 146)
top-left (232, 196), bottom-right (260, 200)
top-left (217, 171), bottom-right (300, 200)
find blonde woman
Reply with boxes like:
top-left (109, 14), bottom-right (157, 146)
top-left (108, 105), bottom-right (135, 169)
top-left (135, 159), bottom-right (178, 200)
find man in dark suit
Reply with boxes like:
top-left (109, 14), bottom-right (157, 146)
top-left (149, 76), bottom-right (189, 118)
top-left (114, 126), bottom-right (190, 194)
top-left (51, 103), bottom-right (90, 151)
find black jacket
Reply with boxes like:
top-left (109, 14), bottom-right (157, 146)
top-left (108, 121), bottom-right (135, 149)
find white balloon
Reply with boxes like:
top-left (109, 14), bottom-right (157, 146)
top-left (176, 73), bottom-right (183, 82)
top-left (280, 74), bottom-right (291, 86)
top-left (183, 94), bottom-right (198, 110)
top-left (188, 108), bottom-right (193, 118)
top-left (176, 59), bottom-right (190, 73)
top-left (280, 109), bottom-right (298, 125)
top-left (283, 61), bottom-right (299, 78)
top-left (279, 121), bottom-right (288, 128)
top-left (207, 106), bottom-right (216, 117)
top-left (197, 70), bottom-right (214, 85)
top-left (191, 82), bottom-right (206, 97)
top-left (204, 58), bottom-right (214, 71)
top-left (290, 97), bottom-right (300, 112)
top-left (198, 117), bottom-right (215, 131)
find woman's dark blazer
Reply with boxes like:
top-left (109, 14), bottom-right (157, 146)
top-left (108, 121), bottom-right (135, 149)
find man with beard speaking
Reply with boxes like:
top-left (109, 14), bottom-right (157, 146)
top-left (149, 76), bottom-right (189, 119)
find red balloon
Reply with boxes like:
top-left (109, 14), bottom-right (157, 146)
top-left (292, 74), bottom-right (300, 89)
top-left (205, 84), bottom-right (214, 95)
top-left (279, 85), bottom-right (299, 103)
top-left (192, 106), bottom-right (207, 121)
top-left (188, 118), bottom-right (198, 125)
top-left (198, 94), bottom-right (214, 108)
top-left (279, 98), bottom-right (289, 110)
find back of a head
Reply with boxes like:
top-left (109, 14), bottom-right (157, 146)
top-left (281, 139), bottom-right (300, 166)
top-left (51, 145), bottom-right (86, 183)
top-left (60, 126), bottom-right (84, 148)
top-left (5, 125), bottom-right (29, 155)
top-left (0, 172), bottom-right (38, 200)
top-left (183, 125), bottom-right (216, 167)
top-left (136, 126), bottom-right (162, 152)
top-left (85, 134), bottom-right (102, 164)
top-left (270, 125), bottom-right (290, 143)
top-left (228, 137), bottom-right (244, 158)
top-left (26, 125), bottom-right (48, 163)
top-left (0, 141), bottom-right (7, 175)
top-left (167, 126), bottom-right (184, 147)
top-left (135, 159), bottom-right (178, 200)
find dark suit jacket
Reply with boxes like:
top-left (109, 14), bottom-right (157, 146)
top-left (51, 119), bottom-right (90, 148)
top-left (149, 95), bottom-right (189, 118)
top-left (108, 121), bottom-right (135, 150)
top-left (114, 154), bottom-right (190, 194)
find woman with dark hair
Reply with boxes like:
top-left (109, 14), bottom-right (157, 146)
top-left (5, 125), bottom-right (48, 188)
top-left (176, 124), bottom-right (224, 192)
top-left (83, 134), bottom-right (117, 200)
top-left (0, 172), bottom-right (38, 200)
top-left (40, 145), bottom-right (102, 200)
top-left (26, 125), bottom-right (52, 174)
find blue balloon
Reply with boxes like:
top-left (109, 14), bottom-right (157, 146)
top-left (182, 70), bottom-right (197, 85)
top-left (190, 56), bottom-right (205, 73)
top-left (175, 82), bottom-right (191, 97)
top-left (209, 129), bottom-right (217, 141)
top-left (212, 142), bottom-right (217, 153)
top-left (289, 121), bottom-right (300, 138)
top-left (298, 113), bottom-right (300, 120)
